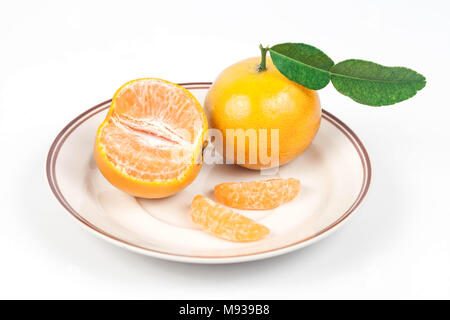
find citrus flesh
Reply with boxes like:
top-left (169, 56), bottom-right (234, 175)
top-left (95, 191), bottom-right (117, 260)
top-left (190, 195), bottom-right (270, 242)
top-left (205, 57), bottom-right (321, 169)
top-left (95, 78), bottom-right (208, 198)
top-left (215, 178), bottom-right (300, 210)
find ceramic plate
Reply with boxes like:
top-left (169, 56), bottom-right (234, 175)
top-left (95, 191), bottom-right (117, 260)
top-left (47, 82), bottom-right (371, 264)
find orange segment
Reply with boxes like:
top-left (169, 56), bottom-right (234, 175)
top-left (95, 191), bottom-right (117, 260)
top-left (214, 178), bottom-right (300, 210)
top-left (95, 79), bottom-right (208, 198)
top-left (190, 195), bottom-right (270, 242)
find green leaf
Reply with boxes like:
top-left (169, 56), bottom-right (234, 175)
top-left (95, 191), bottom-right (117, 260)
top-left (269, 43), bottom-right (334, 90)
top-left (330, 59), bottom-right (426, 106)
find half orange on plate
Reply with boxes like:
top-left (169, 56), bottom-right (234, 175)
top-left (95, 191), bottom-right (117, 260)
top-left (95, 78), bottom-right (208, 198)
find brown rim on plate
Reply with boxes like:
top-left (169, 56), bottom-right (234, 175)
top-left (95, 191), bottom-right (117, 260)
top-left (46, 82), bottom-right (372, 260)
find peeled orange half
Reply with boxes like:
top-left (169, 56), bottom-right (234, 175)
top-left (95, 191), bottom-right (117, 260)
top-left (190, 195), bottom-right (270, 242)
top-left (95, 79), bottom-right (208, 198)
top-left (215, 178), bottom-right (301, 210)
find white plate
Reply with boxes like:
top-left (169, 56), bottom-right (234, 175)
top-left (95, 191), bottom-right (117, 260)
top-left (47, 82), bottom-right (371, 264)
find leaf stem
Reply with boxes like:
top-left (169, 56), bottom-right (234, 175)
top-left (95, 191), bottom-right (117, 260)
top-left (257, 44), bottom-right (269, 72)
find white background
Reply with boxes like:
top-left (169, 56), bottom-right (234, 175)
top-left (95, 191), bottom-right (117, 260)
top-left (1, 0), bottom-right (449, 299)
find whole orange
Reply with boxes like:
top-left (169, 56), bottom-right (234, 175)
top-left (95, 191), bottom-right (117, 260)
top-left (204, 57), bottom-right (321, 170)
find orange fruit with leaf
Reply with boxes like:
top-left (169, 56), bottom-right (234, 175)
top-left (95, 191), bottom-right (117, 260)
top-left (205, 43), bottom-right (426, 170)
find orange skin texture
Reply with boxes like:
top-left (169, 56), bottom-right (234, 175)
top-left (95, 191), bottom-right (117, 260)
top-left (95, 78), bottom-right (208, 199)
top-left (190, 195), bottom-right (270, 242)
top-left (205, 57), bottom-right (321, 169)
top-left (214, 178), bottom-right (301, 210)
